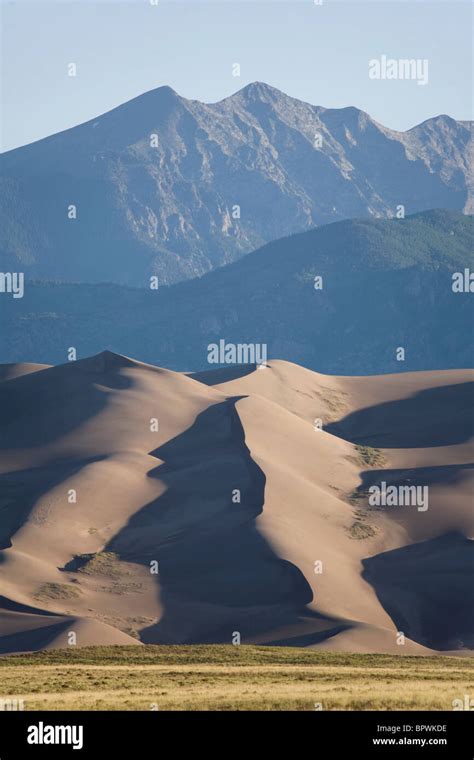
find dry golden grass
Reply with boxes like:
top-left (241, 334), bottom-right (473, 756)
top-left (0, 646), bottom-right (472, 711)
top-left (33, 582), bottom-right (83, 602)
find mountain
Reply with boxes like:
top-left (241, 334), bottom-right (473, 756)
top-left (0, 352), bottom-right (472, 654)
top-left (0, 83), bottom-right (472, 285)
top-left (1, 210), bottom-right (472, 374)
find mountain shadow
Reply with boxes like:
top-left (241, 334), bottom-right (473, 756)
top-left (105, 398), bottom-right (316, 644)
top-left (327, 382), bottom-right (474, 448)
top-left (362, 533), bottom-right (474, 650)
top-left (0, 458), bottom-right (107, 552)
top-left (0, 351), bottom-right (133, 450)
top-left (352, 462), bottom-right (474, 502)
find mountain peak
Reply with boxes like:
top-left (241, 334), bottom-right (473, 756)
top-left (1, 81), bottom-right (470, 288)
top-left (125, 84), bottom-right (181, 109)
top-left (146, 84), bottom-right (180, 100)
top-left (231, 81), bottom-right (286, 102)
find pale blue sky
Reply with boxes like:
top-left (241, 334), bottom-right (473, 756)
top-left (1, 0), bottom-right (472, 151)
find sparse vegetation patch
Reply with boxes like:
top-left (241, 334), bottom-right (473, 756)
top-left (34, 582), bottom-right (82, 602)
top-left (355, 445), bottom-right (386, 467)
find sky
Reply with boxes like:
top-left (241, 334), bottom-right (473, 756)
top-left (1, 0), bottom-right (472, 152)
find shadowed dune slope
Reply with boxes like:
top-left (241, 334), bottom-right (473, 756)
top-left (0, 353), bottom-right (472, 654)
top-left (0, 363), bottom-right (50, 383)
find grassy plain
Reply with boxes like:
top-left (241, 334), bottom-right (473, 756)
top-left (0, 646), bottom-right (472, 711)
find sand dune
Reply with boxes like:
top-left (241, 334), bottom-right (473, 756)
top-left (0, 363), bottom-right (50, 383)
top-left (0, 352), bottom-right (472, 654)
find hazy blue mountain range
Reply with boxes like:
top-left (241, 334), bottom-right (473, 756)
top-left (1, 210), bottom-right (472, 374)
top-left (0, 83), bottom-right (472, 286)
